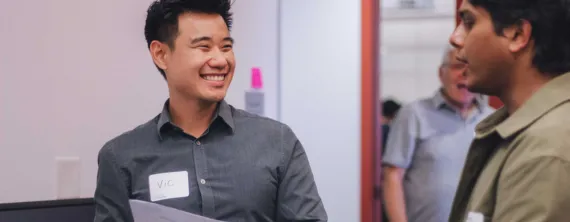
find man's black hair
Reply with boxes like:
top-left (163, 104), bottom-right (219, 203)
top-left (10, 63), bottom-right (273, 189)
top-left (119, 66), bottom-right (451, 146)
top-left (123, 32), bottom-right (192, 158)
top-left (382, 99), bottom-right (401, 119)
top-left (144, 0), bottom-right (233, 78)
top-left (468, 0), bottom-right (570, 76)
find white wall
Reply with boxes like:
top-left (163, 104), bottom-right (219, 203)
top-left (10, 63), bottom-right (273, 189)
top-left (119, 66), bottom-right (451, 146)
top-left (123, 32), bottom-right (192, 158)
top-left (227, 0), bottom-right (279, 120)
top-left (0, 0), bottom-right (165, 203)
top-left (380, 2), bottom-right (456, 103)
top-left (280, 1), bottom-right (362, 221)
top-left (0, 0), bottom-right (278, 203)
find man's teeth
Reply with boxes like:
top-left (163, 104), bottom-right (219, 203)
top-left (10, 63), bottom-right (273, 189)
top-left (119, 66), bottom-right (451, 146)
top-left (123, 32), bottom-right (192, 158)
top-left (202, 75), bottom-right (225, 81)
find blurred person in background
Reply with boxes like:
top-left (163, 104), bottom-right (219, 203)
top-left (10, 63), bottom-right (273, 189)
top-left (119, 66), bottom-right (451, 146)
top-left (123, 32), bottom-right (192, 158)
top-left (93, 0), bottom-right (326, 222)
top-left (381, 99), bottom-right (402, 151)
top-left (382, 45), bottom-right (494, 222)
top-left (380, 99), bottom-right (401, 222)
top-left (449, 0), bottom-right (570, 221)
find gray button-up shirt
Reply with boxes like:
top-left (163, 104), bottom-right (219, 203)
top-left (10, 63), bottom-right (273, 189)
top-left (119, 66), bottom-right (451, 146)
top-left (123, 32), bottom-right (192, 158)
top-left (382, 91), bottom-right (494, 222)
top-left (93, 100), bottom-right (327, 222)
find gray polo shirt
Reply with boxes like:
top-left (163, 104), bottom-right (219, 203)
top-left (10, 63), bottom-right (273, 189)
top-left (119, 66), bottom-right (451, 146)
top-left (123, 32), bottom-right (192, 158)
top-left (382, 91), bottom-right (493, 222)
top-left (93, 100), bottom-right (327, 222)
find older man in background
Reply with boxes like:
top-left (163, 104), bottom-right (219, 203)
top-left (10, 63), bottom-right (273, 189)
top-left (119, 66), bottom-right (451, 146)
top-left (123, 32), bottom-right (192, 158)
top-left (382, 46), bottom-right (493, 222)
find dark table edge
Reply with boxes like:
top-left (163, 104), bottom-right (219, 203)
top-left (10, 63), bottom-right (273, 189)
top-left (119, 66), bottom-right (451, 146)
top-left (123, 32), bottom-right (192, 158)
top-left (0, 198), bottom-right (94, 211)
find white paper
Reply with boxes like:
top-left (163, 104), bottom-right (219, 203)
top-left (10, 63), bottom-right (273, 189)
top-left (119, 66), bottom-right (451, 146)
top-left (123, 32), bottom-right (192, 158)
top-left (466, 212), bottom-right (484, 222)
top-left (148, 171), bottom-right (190, 202)
top-left (129, 199), bottom-right (223, 222)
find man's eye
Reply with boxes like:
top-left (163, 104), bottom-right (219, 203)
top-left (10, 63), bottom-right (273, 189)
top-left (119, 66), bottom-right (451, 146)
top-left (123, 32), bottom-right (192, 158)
top-left (463, 19), bottom-right (475, 28)
top-left (223, 44), bottom-right (233, 49)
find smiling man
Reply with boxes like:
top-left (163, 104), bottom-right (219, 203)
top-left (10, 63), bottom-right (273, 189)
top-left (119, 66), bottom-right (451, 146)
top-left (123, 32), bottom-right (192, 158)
top-left (382, 46), bottom-right (493, 222)
top-left (93, 1), bottom-right (327, 222)
top-left (448, 0), bottom-right (570, 221)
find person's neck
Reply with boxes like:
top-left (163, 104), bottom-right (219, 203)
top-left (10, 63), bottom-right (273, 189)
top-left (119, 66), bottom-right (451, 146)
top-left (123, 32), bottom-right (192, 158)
top-left (456, 103), bottom-right (476, 119)
top-left (499, 67), bottom-right (552, 115)
top-left (168, 94), bottom-right (218, 138)
top-left (441, 89), bottom-right (476, 117)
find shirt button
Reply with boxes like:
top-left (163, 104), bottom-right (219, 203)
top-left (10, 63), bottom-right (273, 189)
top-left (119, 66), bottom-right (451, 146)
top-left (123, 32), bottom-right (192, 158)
top-left (196, 141), bottom-right (201, 145)
top-left (200, 179), bottom-right (206, 184)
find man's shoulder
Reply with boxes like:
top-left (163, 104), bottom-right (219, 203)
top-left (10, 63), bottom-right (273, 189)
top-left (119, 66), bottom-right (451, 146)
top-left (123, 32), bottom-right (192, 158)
top-left (230, 105), bottom-right (296, 137)
top-left (98, 115), bottom-right (160, 160)
top-left (410, 97), bottom-right (434, 108)
top-left (227, 105), bottom-right (300, 155)
top-left (395, 98), bottom-right (431, 116)
top-left (524, 101), bottom-right (570, 143)
top-left (532, 101), bottom-right (570, 129)
top-left (511, 102), bottom-right (570, 161)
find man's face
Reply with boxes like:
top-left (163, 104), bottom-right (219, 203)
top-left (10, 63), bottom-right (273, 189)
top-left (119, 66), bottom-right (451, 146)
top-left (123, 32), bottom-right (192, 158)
top-left (449, 0), bottom-right (513, 96)
top-left (439, 49), bottom-right (475, 105)
top-left (160, 12), bottom-right (235, 103)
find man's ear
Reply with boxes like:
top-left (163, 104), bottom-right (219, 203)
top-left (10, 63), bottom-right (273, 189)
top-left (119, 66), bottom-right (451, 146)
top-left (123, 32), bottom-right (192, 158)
top-left (438, 65), bottom-right (445, 81)
top-left (149, 40), bottom-right (169, 71)
top-left (503, 20), bottom-right (532, 53)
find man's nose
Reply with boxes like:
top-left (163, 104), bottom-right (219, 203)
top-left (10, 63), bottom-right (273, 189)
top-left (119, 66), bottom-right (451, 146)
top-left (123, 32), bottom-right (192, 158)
top-left (207, 50), bottom-right (228, 70)
top-left (449, 25), bottom-right (466, 49)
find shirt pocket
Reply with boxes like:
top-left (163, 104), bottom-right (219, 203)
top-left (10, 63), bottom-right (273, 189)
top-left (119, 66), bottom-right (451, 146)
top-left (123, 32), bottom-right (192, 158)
top-left (417, 129), bottom-right (472, 163)
top-left (416, 132), bottom-right (452, 161)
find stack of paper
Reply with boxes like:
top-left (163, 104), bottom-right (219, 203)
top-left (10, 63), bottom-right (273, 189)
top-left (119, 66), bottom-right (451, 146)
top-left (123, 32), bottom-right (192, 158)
top-left (129, 199), bottom-right (223, 222)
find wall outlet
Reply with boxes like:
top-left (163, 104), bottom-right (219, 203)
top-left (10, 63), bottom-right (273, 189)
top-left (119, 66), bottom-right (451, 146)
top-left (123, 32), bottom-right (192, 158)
top-left (55, 156), bottom-right (81, 199)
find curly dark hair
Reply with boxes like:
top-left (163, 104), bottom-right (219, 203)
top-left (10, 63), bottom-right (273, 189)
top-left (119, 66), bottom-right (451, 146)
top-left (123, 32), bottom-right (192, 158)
top-left (144, 0), bottom-right (233, 78)
top-left (468, 0), bottom-right (570, 77)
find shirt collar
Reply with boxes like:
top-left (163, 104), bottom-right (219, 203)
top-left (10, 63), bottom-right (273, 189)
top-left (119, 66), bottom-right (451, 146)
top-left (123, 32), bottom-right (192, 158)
top-left (476, 72), bottom-right (570, 139)
top-left (217, 100), bottom-right (235, 130)
top-left (431, 89), bottom-right (487, 112)
top-left (431, 90), bottom-right (447, 108)
top-left (157, 99), bottom-right (235, 139)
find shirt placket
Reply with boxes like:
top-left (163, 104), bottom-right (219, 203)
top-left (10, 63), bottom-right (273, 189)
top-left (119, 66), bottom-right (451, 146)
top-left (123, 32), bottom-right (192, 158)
top-left (193, 138), bottom-right (216, 217)
top-left (450, 137), bottom-right (497, 221)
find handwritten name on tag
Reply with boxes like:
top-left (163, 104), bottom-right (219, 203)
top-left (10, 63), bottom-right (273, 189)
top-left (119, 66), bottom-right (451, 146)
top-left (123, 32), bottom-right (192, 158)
top-left (148, 171), bottom-right (189, 202)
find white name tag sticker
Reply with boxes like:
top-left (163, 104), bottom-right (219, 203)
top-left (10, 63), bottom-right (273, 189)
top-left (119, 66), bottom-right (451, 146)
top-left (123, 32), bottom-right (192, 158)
top-left (148, 171), bottom-right (189, 202)
top-left (466, 212), bottom-right (485, 222)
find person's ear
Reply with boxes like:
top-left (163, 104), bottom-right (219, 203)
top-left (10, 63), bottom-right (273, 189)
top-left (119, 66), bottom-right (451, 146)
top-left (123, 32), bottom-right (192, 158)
top-left (149, 41), bottom-right (170, 72)
top-left (503, 20), bottom-right (532, 53)
top-left (439, 65), bottom-right (445, 82)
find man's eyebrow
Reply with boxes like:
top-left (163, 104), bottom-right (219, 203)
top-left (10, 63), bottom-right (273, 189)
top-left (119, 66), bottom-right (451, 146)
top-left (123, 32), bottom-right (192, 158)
top-left (190, 36), bottom-right (234, 44)
top-left (223, 37), bottom-right (234, 44)
top-left (190, 36), bottom-right (212, 44)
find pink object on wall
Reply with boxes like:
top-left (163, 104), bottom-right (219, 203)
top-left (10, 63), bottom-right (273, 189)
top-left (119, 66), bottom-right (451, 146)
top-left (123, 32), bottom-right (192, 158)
top-left (251, 67), bottom-right (263, 89)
